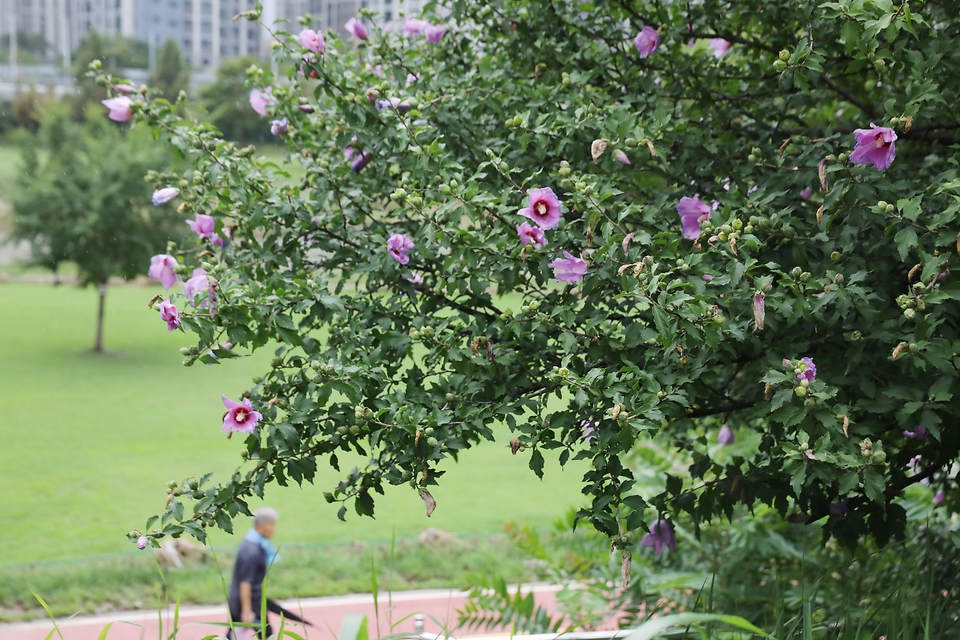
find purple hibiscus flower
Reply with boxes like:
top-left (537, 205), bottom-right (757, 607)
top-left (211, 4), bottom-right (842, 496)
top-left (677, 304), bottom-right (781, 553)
top-left (518, 187), bottom-right (563, 229)
top-left (549, 251), bottom-right (588, 283)
top-left (159, 300), bottom-right (180, 331)
top-left (676, 196), bottom-right (711, 240)
top-left (634, 26), bottom-right (660, 58)
top-left (148, 254), bottom-right (179, 290)
top-left (641, 519), bottom-right (676, 555)
top-left (517, 222), bottom-right (547, 247)
top-left (387, 233), bottom-right (415, 264)
top-left (221, 395), bottom-right (263, 434)
top-left (849, 124), bottom-right (897, 171)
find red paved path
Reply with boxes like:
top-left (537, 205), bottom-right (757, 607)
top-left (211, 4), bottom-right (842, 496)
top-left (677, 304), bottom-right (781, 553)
top-left (0, 586), bottom-right (562, 640)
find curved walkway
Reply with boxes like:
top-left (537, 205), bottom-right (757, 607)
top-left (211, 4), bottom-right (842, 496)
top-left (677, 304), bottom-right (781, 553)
top-left (0, 585), bottom-right (562, 640)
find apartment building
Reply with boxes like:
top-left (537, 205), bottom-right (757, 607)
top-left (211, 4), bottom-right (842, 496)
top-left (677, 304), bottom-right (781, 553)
top-left (3, 0), bottom-right (426, 71)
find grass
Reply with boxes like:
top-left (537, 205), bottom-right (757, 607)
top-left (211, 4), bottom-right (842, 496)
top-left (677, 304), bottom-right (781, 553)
top-left (0, 534), bottom-right (543, 622)
top-left (0, 282), bottom-right (588, 566)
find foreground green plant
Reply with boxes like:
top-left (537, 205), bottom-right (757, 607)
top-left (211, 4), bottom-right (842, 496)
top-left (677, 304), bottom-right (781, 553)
top-left (1, 536), bottom-right (535, 623)
top-left (99, 0), bottom-right (960, 563)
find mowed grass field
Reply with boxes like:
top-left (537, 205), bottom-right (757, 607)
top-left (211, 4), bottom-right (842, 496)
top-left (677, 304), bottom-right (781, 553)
top-left (0, 283), bottom-right (588, 565)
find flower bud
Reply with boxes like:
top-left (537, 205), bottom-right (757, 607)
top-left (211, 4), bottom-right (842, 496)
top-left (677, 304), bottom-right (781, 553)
top-left (323, 492), bottom-right (335, 503)
top-left (795, 386), bottom-right (807, 397)
top-left (903, 308), bottom-right (916, 319)
top-left (877, 200), bottom-right (889, 210)
top-left (837, 153), bottom-right (848, 163)
top-left (779, 49), bottom-right (790, 61)
top-left (137, 536), bottom-right (149, 550)
top-left (791, 266), bottom-right (803, 277)
top-left (773, 60), bottom-right (787, 72)
top-left (799, 271), bottom-right (810, 282)
top-left (625, 138), bottom-right (639, 147)
top-left (850, 330), bottom-right (862, 340)
top-left (426, 436), bottom-right (439, 447)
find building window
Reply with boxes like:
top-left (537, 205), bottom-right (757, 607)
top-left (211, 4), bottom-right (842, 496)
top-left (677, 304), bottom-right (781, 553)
top-left (385, 10), bottom-right (392, 20)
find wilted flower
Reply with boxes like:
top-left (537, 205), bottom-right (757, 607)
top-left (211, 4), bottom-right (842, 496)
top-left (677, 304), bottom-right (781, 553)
top-left (718, 425), bottom-right (734, 445)
top-left (634, 26), bottom-right (660, 58)
top-left (582, 419), bottom-right (599, 443)
top-left (903, 425), bottom-right (929, 440)
top-left (818, 158), bottom-right (829, 190)
top-left (799, 187), bottom-right (813, 200)
top-left (137, 536), bottom-right (149, 550)
top-left (829, 499), bottom-right (849, 517)
top-left (102, 96), bottom-right (133, 122)
top-left (299, 104), bottom-right (315, 113)
top-left (803, 449), bottom-right (815, 460)
top-left (753, 291), bottom-right (765, 331)
top-left (702, 274), bottom-right (714, 281)
top-left (345, 17), bottom-right (368, 40)
top-left (298, 28), bottom-right (325, 54)
top-left (796, 357), bottom-right (816, 382)
top-left (249, 88), bottom-right (275, 116)
top-left (676, 196), bottom-right (711, 240)
top-left (403, 18), bottom-right (427, 35)
top-left (270, 118), bottom-right (289, 136)
top-left (222, 395), bottom-right (263, 434)
top-left (376, 97), bottom-right (413, 112)
top-left (641, 519), bottom-right (676, 555)
top-left (406, 272), bottom-right (424, 285)
top-left (113, 83), bottom-right (135, 94)
top-left (517, 222), bottom-right (547, 247)
top-left (518, 187), bottom-right (563, 229)
top-left (387, 233), bottom-right (415, 264)
top-left (710, 38), bottom-right (731, 58)
top-left (933, 490), bottom-right (945, 505)
top-left (424, 24), bottom-right (446, 43)
top-left (159, 300), bottom-right (180, 331)
top-left (148, 254), bottom-right (179, 290)
top-left (152, 187), bottom-right (179, 206)
top-left (615, 150), bottom-right (631, 165)
top-left (850, 123), bottom-right (897, 171)
top-left (549, 251), bottom-right (588, 283)
top-left (350, 150), bottom-right (373, 172)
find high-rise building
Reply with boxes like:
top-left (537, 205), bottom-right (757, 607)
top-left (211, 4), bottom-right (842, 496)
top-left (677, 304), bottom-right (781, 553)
top-left (2, 0), bottom-right (427, 72)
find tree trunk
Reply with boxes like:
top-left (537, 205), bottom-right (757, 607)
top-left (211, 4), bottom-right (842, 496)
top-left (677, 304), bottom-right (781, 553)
top-left (93, 283), bottom-right (107, 353)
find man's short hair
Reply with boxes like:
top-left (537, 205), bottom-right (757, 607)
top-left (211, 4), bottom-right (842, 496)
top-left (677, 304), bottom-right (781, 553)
top-left (253, 507), bottom-right (279, 526)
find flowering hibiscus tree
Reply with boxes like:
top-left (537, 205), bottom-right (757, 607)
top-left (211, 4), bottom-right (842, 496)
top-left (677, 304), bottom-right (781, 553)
top-left (115, 0), bottom-right (959, 565)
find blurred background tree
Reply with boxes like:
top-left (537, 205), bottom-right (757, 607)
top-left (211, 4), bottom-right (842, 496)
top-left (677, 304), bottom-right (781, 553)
top-left (10, 105), bottom-right (182, 352)
top-left (0, 31), bottom-right (50, 64)
top-left (149, 39), bottom-right (190, 101)
top-left (198, 55), bottom-right (264, 141)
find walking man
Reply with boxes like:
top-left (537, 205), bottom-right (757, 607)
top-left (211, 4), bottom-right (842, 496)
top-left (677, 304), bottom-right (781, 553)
top-left (228, 507), bottom-right (280, 639)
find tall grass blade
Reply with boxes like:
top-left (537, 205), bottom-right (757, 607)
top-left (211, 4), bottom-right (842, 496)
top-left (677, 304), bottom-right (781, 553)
top-left (32, 592), bottom-right (65, 640)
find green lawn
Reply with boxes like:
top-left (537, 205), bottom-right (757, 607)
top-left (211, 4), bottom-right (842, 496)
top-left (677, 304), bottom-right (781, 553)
top-left (0, 283), bottom-right (588, 565)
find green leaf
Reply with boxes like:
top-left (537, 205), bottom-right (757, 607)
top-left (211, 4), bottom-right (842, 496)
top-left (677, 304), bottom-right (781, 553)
top-left (863, 467), bottom-right (885, 503)
top-left (622, 612), bottom-right (775, 640)
top-left (529, 449), bottom-right (545, 479)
